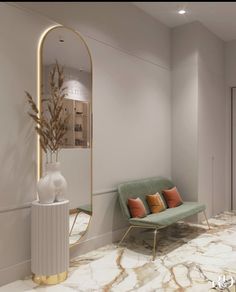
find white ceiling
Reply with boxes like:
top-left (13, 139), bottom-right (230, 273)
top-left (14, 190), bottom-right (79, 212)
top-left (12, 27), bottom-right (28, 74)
top-left (133, 2), bottom-right (236, 41)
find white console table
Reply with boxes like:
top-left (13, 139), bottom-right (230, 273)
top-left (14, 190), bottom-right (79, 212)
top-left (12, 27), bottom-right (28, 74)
top-left (31, 200), bottom-right (69, 285)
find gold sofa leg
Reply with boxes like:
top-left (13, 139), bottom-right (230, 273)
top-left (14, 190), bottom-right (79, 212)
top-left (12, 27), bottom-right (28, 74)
top-left (152, 228), bottom-right (158, 261)
top-left (117, 226), bottom-right (133, 247)
top-left (118, 225), bottom-right (159, 260)
top-left (203, 210), bottom-right (210, 230)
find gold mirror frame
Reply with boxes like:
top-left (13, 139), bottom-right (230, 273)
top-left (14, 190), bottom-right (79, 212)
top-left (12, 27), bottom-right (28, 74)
top-left (37, 24), bottom-right (93, 249)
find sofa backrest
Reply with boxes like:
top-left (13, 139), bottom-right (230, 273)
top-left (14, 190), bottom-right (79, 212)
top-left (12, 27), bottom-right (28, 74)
top-left (118, 177), bottom-right (174, 220)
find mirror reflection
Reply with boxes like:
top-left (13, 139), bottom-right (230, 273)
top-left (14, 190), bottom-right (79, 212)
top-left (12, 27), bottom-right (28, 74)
top-left (41, 26), bottom-right (92, 246)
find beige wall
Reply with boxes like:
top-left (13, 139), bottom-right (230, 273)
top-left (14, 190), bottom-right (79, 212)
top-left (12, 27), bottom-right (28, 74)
top-left (17, 2), bottom-right (170, 69)
top-left (0, 3), bottom-right (55, 286)
top-left (225, 40), bottom-right (236, 212)
top-left (197, 23), bottom-right (226, 216)
top-left (171, 21), bottom-right (226, 218)
top-left (225, 40), bottom-right (236, 87)
top-left (0, 2), bottom-right (171, 285)
top-left (171, 22), bottom-right (199, 202)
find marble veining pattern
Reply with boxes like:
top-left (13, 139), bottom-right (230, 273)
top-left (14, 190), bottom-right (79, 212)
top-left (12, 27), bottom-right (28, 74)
top-left (69, 212), bottom-right (91, 245)
top-left (2, 211), bottom-right (236, 291)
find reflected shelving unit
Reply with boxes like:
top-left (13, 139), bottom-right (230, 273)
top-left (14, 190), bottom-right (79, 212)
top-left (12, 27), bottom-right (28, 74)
top-left (62, 99), bottom-right (90, 148)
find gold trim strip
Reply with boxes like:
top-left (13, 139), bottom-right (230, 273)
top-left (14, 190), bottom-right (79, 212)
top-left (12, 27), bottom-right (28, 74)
top-left (32, 271), bottom-right (68, 285)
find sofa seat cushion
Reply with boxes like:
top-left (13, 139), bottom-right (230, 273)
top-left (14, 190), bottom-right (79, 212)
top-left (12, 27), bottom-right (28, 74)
top-left (129, 202), bottom-right (206, 227)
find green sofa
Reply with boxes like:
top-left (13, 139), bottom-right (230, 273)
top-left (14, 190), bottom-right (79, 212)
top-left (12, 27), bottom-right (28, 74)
top-left (117, 177), bottom-right (209, 260)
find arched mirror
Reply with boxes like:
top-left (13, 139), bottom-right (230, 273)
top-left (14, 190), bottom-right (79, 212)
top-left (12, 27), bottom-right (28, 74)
top-left (39, 25), bottom-right (92, 247)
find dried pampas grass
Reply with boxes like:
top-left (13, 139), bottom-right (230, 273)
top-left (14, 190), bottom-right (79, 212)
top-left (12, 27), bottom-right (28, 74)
top-left (26, 61), bottom-right (69, 162)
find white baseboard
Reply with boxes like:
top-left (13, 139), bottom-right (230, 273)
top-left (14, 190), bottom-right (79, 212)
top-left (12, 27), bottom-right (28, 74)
top-left (0, 260), bottom-right (31, 287)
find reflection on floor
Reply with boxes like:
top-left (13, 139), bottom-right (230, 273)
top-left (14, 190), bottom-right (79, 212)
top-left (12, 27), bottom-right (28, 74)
top-left (69, 212), bottom-right (91, 245)
top-left (2, 211), bottom-right (236, 291)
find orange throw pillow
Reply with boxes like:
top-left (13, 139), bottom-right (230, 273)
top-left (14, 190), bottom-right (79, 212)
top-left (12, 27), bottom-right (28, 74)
top-left (127, 198), bottom-right (147, 218)
top-left (162, 186), bottom-right (183, 208)
top-left (146, 193), bottom-right (166, 213)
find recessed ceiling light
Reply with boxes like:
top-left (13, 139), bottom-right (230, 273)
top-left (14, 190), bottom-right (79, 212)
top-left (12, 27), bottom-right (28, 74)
top-left (178, 9), bottom-right (186, 15)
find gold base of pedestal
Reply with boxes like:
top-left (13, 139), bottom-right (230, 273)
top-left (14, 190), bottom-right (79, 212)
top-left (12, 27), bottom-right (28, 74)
top-left (32, 271), bottom-right (68, 285)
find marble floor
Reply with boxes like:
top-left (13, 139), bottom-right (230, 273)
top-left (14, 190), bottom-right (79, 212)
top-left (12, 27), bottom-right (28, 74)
top-left (2, 211), bottom-right (236, 291)
top-left (69, 212), bottom-right (91, 245)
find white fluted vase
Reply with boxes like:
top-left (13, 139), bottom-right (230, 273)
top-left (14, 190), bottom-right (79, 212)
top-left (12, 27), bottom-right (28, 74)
top-left (37, 162), bottom-right (67, 204)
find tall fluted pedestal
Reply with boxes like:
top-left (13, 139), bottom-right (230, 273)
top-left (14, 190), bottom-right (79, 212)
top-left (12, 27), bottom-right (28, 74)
top-left (31, 200), bottom-right (69, 285)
